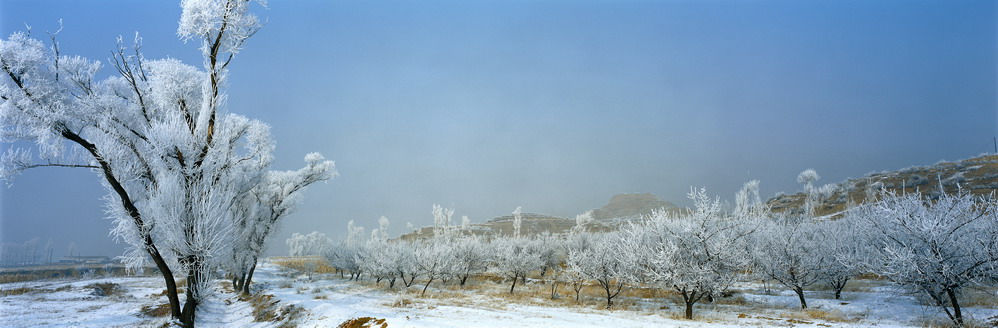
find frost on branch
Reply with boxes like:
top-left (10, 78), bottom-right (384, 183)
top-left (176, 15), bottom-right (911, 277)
top-left (751, 215), bottom-right (824, 309)
top-left (623, 187), bottom-right (756, 319)
top-left (178, 0), bottom-right (264, 60)
top-left (1, 1), bottom-right (333, 324)
top-left (851, 189), bottom-right (998, 326)
top-left (567, 232), bottom-right (631, 309)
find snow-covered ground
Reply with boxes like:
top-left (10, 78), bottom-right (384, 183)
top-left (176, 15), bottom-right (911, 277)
top-left (2, 261), bottom-right (996, 327)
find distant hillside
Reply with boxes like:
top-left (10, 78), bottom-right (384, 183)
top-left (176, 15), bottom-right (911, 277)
top-left (767, 154), bottom-right (998, 217)
top-left (399, 193), bottom-right (683, 240)
top-left (590, 193), bottom-right (683, 220)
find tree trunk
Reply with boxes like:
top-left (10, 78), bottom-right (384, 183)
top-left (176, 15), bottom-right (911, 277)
top-left (830, 278), bottom-right (848, 300)
top-left (946, 288), bottom-right (964, 326)
top-left (179, 293), bottom-right (198, 328)
top-left (676, 288), bottom-right (698, 320)
top-left (509, 276), bottom-right (518, 294)
top-left (794, 287), bottom-right (808, 309)
top-left (402, 273), bottom-right (416, 287)
top-left (179, 269), bottom-right (201, 328)
top-left (421, 277), bottom-right (434, 296)
top-left (550, 280), bottom-right (558, 299)
top-left (65, 131), bottom-right (182, 319)
top-left (388, 277), bottom-right (396, 289)
top-left (60, 129), bottom-right (183, 319)
top-left (242, 261), bottom-right (256, 295)
top-left (460, 274), bottom-right (469, 287)
top-left (150, 250), bottom-right (182, 319)
top-left (602, 282), bottom-right (613, 309)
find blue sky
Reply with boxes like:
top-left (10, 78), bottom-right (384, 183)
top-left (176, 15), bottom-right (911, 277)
top-left (1, 0), bottom-right (995, 257)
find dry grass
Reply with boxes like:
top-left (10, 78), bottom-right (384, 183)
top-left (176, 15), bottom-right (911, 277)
top-left (783, 309), bottom-right (855, 323)
top-left (0, 273), bottom-right (44, 284)
top-left (915, 316), bottom-right (996, 328)
top-left (337, 317), bottom-right (388, 328)
top-left (151, 287), bottom-right (185, 297)
top-left (271, 257), bottom-right (337, 274)
top-left (241, 293), bottom-right (281, 322)
top-left (713, 294), bottom-right (751, 306)
top-left (960, 288), bottom-right (998, 308)
top-left (0, 287), bottom-right (37, 296)
top-left (842, 278), bottom-right (887, 293)
top-left (140, 303), bottom-right (172, 317)
top-left (240, 291), bottom-right (306, 326)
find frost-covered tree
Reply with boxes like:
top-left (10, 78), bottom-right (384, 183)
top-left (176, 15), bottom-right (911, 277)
top-left (528, 232), bottom-right (565, 298)
top-left (852, 190), bottom-right (998, 326)
top-left (625, 187), bottom-right (755, 319)
top-left (572, 210), bottom-right (594, 234)
top-left (512, 206), bottom-right (523, 237)
top-left (391, 240), bottom-right (421, 288)
top-left (284, 231), bottom-right (332, 281)
top-left (230, 154), bottom-right (335, 294)
top-left (817, 216), bottom-right (865, 300)
top-left (492, 237), bottom-right (542, 294)
top-left (413, 238), bottom-right (456, 296)
top-left (460, 215), bottom-right (471, 232)
top-left (450, 235), bottom-right (490, 287)
top-left (286, 231), bottom-right (332, 257)
top-left (326, 221), bottom-right (367, 280)
top-left (432, 204), bottom-right (455, 237)
top-left (563, 231), bottom-right (593, 302)
top-left (528, 232), bottom-right (563, 278)
top-left (355, 237), bottom-right (419, 289)
top-left (816, 183), bottom-right (837, 202)
top-left (356, 239), bottom-right (399, 288)
top-left (567, 232), bottom-right (632, 308)
top-left (798, 169), bottom-right (821, 216)
top-left (0, 1), bottom-right (333, 326)
top-left (752, 216), bottom-right (824, 309)
top-left (734, 180), bottom-right (763, 217)
top-left (371, 216), bottom-right (391, 242)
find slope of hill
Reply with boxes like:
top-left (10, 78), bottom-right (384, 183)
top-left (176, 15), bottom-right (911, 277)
top-left (590, 193), bottom-right (683, 220)
top-left (400, 193), bottom-right (682, 239)
top-left (767, 153), bottom-right (998, 217)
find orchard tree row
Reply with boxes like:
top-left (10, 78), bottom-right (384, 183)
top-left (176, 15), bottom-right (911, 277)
top-left (292, 178), bottom-right (998, 326)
